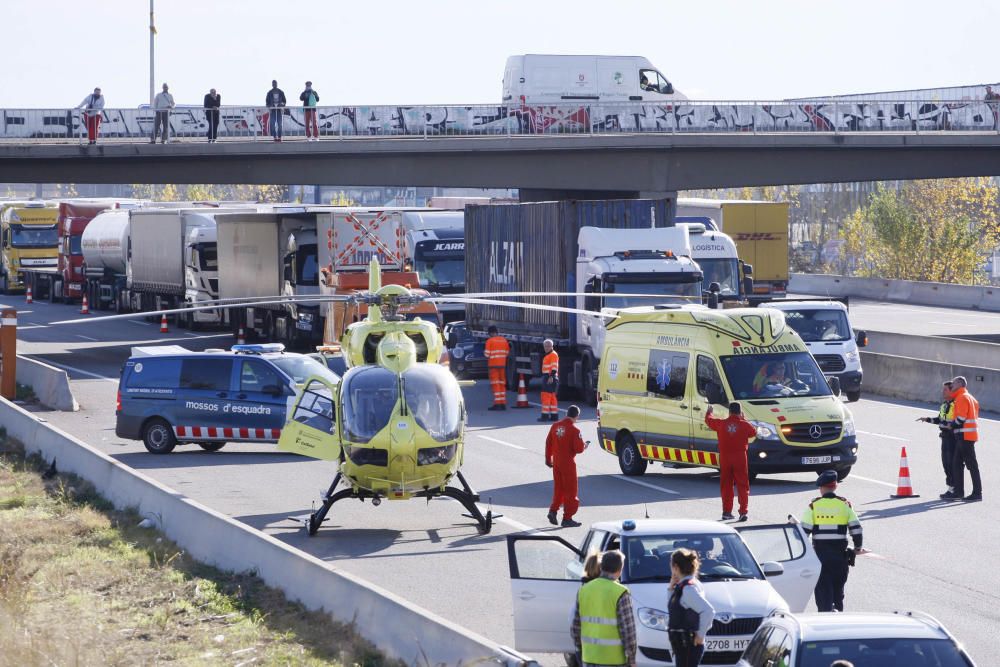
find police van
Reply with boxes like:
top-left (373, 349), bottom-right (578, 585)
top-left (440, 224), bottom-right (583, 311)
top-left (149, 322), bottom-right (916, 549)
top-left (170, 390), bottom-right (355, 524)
top-left (116, 344), bottom-right (340, 454)
top-left (597, 305), bottom-right (858, 481)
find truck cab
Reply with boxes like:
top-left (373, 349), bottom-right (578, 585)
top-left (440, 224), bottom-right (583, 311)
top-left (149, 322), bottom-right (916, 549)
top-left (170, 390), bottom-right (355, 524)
top-left (184, 223), bottom-right (222, 326)
top-left (407, 226), bottom-right (465, 323)
top-left (0, 201), bottom-right (59, 293)
top-left (678, 221), bottom-right (753, 302)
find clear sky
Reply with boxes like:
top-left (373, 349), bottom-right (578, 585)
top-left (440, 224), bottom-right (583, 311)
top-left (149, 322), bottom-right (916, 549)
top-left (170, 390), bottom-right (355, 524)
top-left (4, 0), bottom-right (997, 108)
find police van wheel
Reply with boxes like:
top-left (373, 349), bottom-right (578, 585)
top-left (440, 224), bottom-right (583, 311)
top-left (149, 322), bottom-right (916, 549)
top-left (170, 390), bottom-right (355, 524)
top-left (617, 434), bottom-right (647, 477)
top-left (142, 419), bottom-right (177, 454)
top-left (198, 442), bottom-right (226, 452)
top-left (846, 390), bottom-right (861, 403)
top-left (836, 466), bottom-right (852, 482)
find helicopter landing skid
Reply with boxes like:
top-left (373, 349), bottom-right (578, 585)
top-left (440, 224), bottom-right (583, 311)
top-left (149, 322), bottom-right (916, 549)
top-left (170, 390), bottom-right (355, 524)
top-left (301, 470), bottom-right (498, 536)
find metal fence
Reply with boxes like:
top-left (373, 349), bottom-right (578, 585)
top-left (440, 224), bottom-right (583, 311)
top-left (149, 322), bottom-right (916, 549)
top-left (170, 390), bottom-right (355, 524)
top-left (2, 99), bottom-right (998, 143)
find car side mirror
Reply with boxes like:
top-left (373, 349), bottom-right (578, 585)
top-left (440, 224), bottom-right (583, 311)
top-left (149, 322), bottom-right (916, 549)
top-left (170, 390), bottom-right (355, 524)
top-left (663, 82), bottom-right (674, 95)
top-left (855, 330), bottom-right (868, 348)
top-left (707, 290), bottom-right (720, 309)
top-left (827, 376), bottom-right (842, 397)
top-left (760, 561), bottom-right (784, 577)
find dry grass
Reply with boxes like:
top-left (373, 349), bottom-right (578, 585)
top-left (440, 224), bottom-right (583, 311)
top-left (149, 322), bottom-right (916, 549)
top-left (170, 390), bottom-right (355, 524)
top-left (0, 435), bottom-right (401, 667)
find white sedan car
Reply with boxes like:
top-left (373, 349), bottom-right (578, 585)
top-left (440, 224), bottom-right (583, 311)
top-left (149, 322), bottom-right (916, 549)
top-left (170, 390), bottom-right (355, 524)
top-left (506, 518), bottom-right (820, 666)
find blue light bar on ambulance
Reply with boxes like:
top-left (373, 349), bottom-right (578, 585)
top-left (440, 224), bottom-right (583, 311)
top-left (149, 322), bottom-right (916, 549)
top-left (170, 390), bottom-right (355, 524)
top-left (231, 343), bottom-right (285, 355)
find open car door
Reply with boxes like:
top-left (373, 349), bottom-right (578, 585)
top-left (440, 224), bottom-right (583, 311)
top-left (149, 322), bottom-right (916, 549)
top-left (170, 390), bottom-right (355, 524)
top-left (277, 377), bottom-right (341, 461)
top-left (506, 534), bottom-right (583, 653)
top-left (737, 519), bottom-right (820, 612)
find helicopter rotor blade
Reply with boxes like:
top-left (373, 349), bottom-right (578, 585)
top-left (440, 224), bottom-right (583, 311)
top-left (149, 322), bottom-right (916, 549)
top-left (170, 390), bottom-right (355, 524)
top-left (427, 296), bottom-right (614, 319)
top-left (454, 291), bottom-right (703, 300)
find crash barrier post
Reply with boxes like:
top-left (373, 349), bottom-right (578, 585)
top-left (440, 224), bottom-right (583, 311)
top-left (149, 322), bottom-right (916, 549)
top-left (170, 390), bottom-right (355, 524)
top-left (14, 356), bottom-right (78, 411)
top-left (1, 309), bottom-right (16, 399)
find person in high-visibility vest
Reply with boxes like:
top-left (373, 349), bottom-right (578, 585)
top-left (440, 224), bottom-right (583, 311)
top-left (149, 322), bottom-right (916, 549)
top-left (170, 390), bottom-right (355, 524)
top-left (484, 325), bottom-right (510, 411)
top-left (801, 470), bottom-right (863, 612)
top-left (570, 550), bottom-right (637, 667)
top-left (539, 338), bottom-right (560, 422)
top-left (948, 376), bottom-right (982, 502)
top-left (917, 380), bottom-right (957, 499)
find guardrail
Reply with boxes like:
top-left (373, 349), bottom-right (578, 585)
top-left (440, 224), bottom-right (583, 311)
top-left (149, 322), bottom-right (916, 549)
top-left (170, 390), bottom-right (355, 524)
top-left (2, 98), bottom-right (999, 143)
top-left (789, 273), bottom-right (1000, 312)
top-left (862, 351), bottom-right (1000, 412)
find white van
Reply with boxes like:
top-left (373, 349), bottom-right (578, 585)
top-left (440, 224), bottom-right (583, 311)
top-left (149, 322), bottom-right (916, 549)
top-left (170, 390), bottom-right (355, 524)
top-left (502, 54), bottom-right (686, 104)
top-left (768, 300), bottom-right (867, 402)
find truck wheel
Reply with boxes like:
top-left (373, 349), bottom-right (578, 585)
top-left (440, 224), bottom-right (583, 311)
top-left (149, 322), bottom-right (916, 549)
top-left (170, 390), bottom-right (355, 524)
top-left (846, 390), bottom-right (861, 403)
top-left (142, 419), bottom-right (177, 454)
top-left (582, 355), bottom-right (597, 407)
top-left (617, 433), bottom-right (647, 476)
top-left (836, 467), bottom-right (852, 482)
top-left (197, 442), bottom-right (226, 452)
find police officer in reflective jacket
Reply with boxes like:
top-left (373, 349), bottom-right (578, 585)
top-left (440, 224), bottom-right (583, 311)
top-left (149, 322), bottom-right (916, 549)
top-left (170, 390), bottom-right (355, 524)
top-left (801, 470), bottom-right (863, 612)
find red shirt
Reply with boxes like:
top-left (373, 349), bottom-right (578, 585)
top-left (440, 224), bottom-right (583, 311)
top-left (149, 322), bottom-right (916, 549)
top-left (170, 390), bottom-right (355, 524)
top-left (545, 417), bottom-right (586, 467)
top-left (705, 412), bottom-right (757, 455)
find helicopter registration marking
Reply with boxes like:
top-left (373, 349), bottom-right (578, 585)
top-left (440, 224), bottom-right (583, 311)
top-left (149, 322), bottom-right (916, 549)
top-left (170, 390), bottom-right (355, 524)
top-left (397, 422), bottom-right (408, 429)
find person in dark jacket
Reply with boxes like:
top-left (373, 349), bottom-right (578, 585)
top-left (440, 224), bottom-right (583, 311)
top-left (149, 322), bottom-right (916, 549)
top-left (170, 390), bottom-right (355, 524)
top-left (265, 80), bottom-right (287, 142)
top-left (668, 548), bottom-right (715, 667)
top-left (917, 381), bottom-right (956, 498)
top-left (203, 88), bottom-right (221, 143)
top-left (300, 81), bottom-right (320, 140)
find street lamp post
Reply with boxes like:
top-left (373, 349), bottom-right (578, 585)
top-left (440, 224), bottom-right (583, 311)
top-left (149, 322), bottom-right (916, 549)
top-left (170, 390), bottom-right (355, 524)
top-left (149, 0), bottom-right (155, 107)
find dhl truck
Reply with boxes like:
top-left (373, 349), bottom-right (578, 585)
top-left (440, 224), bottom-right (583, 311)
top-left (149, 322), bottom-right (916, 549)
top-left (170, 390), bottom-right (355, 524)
top-left (0, 201), bottom-right (59, 293)
top-left (676, 199), bottom-right (790, 301)
top-left (596, 305), bottom-right (857, 481)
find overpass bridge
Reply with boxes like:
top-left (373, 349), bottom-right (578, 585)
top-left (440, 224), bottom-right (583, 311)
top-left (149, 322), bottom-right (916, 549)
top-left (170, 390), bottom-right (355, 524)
top-left (2, 99), bottom-right (999, 189)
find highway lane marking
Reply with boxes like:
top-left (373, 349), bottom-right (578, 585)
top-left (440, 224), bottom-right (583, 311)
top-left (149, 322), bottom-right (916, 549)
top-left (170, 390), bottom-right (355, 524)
top-left (75, 334), bottom-right (99, 342)
top-left (37, 359), bottom-right (118, 384)
top-left (850, 474), bottom-right (897, 489)
top-left (865, 400), bottom-right (1000, 424)
top-left (17, 324), bottom-right (48, 329)
top-left (615, 475), bottom-right (681, 496)
top-left (856, 430), bottom-right (908, 442)
top-left (128, 320), bottom-right (152, 326)
top-left (476, 434), bottom-right (526, 450)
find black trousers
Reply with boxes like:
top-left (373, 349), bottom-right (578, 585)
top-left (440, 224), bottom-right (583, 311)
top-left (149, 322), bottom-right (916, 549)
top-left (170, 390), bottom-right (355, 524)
top-left (940, 431), bottom-right (955, 488)
top-left (206, 110), bottom-right (219, 140)
top-left (952, 439), bottom-right (982, 497)
top-left (670, 639), bottom-right (705, 667)
top-left (152, 111), bottom-right (170, 142)
top-left (814, 546), bottom-right (850, 612)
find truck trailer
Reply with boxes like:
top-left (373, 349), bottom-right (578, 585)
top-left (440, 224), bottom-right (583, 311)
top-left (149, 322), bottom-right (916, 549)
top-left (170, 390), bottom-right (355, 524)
top-left (465, 199), bottom-right (702, 405)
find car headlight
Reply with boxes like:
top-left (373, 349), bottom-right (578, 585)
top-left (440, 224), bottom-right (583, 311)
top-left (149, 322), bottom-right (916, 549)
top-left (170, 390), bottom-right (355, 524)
top-left (417, 444), bottom-right (456, 466)
top-left (451, 347), bottom-right (464, 359)
top-left (845, 350), bottom-right (859, 362)
top-left (843, 416), bottom-right (856, 437)
top-left (638, 607), bottom-right (670, 632)
top-left (749, 420), bottom-right (780, 440)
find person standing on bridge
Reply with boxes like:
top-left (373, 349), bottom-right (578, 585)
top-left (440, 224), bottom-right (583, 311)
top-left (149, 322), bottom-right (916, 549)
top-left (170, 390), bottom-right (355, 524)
top-left (705, 402), bottom-right (757, 522)
top-left (546, 404), bottom-right (587, 527)
top-left (539, 338), bottom-right (560, 421)
top-left (300, 81), bottom-right (320, 141)
top-left (204, 88), bottom-right (221, 143)
top-left (150, 83), bottom-right (175, 144)
top-left (948, 376), bottom-right (982, 502)
top-left (484, 325), bottom-right (510, 411)
top-left (75, 87), bottom-right (104, 145)
top-left (986, 85), bottom-right (1000, 130)
top-left (266, 80), bottom-right (287, 142)
top-left (917, 380), bottom-right (957, 499)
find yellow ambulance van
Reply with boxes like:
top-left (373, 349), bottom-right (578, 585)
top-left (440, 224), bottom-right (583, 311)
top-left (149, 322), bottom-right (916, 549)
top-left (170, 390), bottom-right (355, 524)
top-left (596, 304), bottom-right (858, 481)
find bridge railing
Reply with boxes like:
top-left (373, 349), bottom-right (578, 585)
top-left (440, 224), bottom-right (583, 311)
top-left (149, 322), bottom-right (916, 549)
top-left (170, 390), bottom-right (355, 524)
top-left (2, 99), bottom-right (998, 142)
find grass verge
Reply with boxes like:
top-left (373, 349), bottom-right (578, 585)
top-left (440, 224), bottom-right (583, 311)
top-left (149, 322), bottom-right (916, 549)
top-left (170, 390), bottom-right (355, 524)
top-left (0, 435), bottom-right (401, 667)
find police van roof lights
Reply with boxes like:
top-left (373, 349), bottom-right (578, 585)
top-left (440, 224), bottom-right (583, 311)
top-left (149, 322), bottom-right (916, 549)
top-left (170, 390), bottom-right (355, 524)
top-left (622, 519), bottom-right (637, 531)
top-left (231, 343), bottom-right (286, 355)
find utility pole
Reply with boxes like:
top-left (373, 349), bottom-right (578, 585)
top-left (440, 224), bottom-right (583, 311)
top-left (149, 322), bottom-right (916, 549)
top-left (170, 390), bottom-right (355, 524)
top-left (149, 0), bottom-right (156, 107)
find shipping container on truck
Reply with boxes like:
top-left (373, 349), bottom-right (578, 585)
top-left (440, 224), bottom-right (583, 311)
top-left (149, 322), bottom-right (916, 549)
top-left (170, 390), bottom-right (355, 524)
top-left (676, 198), bottom-right (790, 301)
top-left (0, 201), bottom-right (59, 294)
top-left (464, 199), bottom-right (703, 405)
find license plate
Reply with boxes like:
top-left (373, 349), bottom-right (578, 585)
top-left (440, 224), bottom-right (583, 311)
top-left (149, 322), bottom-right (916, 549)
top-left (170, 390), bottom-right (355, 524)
top-left (295, 320), bottom-right (312, 331)
top-left (802, 455), bottom-right (833, 464)
top-left (705, 637), bottom-right (751, 652)
top-left (69, 283), bottom-right (82, 290)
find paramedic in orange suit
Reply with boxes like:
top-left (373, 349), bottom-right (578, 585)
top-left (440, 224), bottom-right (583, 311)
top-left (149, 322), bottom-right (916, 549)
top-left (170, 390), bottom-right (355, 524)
top-left (484, 325), bottom-right (510, 410)
top-left (546, 404), bottom-right (587, 528)
top-left (705, 402), bottom-right (757, 522)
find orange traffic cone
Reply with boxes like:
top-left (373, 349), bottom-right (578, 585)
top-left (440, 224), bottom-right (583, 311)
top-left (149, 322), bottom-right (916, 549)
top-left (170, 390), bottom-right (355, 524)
top-left (80, 295), bottom-right (90, 314)
top-left (159, 314), bottom-right (169, 333)
top-left (237, 327), bottom-right (246, 345)
top-left (25, 287), bottom-right (32, 304)
top-left (513, 374), bottom-right (530, 408)
top-left (890, 446), bottom-right (920, 498)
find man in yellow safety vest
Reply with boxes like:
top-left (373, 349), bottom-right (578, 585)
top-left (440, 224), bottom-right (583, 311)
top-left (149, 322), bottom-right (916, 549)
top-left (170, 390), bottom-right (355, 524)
top-left (570, 550), bottom-right (637, 667)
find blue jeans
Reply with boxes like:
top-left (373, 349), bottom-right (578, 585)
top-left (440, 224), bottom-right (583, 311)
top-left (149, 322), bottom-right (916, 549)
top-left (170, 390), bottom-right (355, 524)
top-left (269, 109), bottom-right (283, 138)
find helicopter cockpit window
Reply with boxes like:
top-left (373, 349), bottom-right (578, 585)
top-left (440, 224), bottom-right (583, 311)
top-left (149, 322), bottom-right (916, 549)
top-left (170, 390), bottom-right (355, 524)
top-left (402, 364), bottom-right (463, 443)
top-left (291, 380), bottom-right (335, 433)
top-left (341, 366), bottom-right (399, 443)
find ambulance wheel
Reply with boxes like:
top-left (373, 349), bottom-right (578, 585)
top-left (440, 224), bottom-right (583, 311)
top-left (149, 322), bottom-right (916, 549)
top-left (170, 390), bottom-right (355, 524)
top-left (197, 442), bottom-right (226, 452)
top-left (617, 433), bottom-right (647, 476)
top-left (142, 419), bottom-right (177, 454)
top-left (836, 467), bottom-right (852, 482)
top-left (846, 390), bottom-right (861, 403)
top-left (581, 355), bottom-right (597, 407)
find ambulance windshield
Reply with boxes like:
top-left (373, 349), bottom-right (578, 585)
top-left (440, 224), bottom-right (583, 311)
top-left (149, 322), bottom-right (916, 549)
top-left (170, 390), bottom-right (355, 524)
top-left (402, 365), bottom-right (463, 442)
top-left (721, 352), bottom-right (832, 399)
top-left (341, 366), bottom-right (398, 443)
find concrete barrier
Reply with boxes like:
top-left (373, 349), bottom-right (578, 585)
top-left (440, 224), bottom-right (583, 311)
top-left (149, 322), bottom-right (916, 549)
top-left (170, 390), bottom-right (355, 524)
top-left (15, 355), bottom-right (78, 411)
top-left (866, 331), bottom-right (1000, 368)
top-left (861, 351), bottom-right (1000, 411)
top-left (790, 273), bottom-right (1000, 312)
top-left (0, 399), bottom-right (530, 666)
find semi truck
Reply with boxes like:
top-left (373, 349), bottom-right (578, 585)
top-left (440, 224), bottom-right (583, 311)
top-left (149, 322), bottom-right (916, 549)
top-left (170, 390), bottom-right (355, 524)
top-left (676, 198), bottom-right (790, 301)
top-left (403, 210), bottom-right (465, 323)
top-left (0, 201), bottom-right (59, 293)
top-left (465, 199), bottom-right (703, 405)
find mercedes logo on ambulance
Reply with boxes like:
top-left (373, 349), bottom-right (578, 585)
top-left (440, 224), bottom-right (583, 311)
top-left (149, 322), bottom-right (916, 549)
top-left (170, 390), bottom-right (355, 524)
top-left (809, 425), bottom-right (823, 439)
